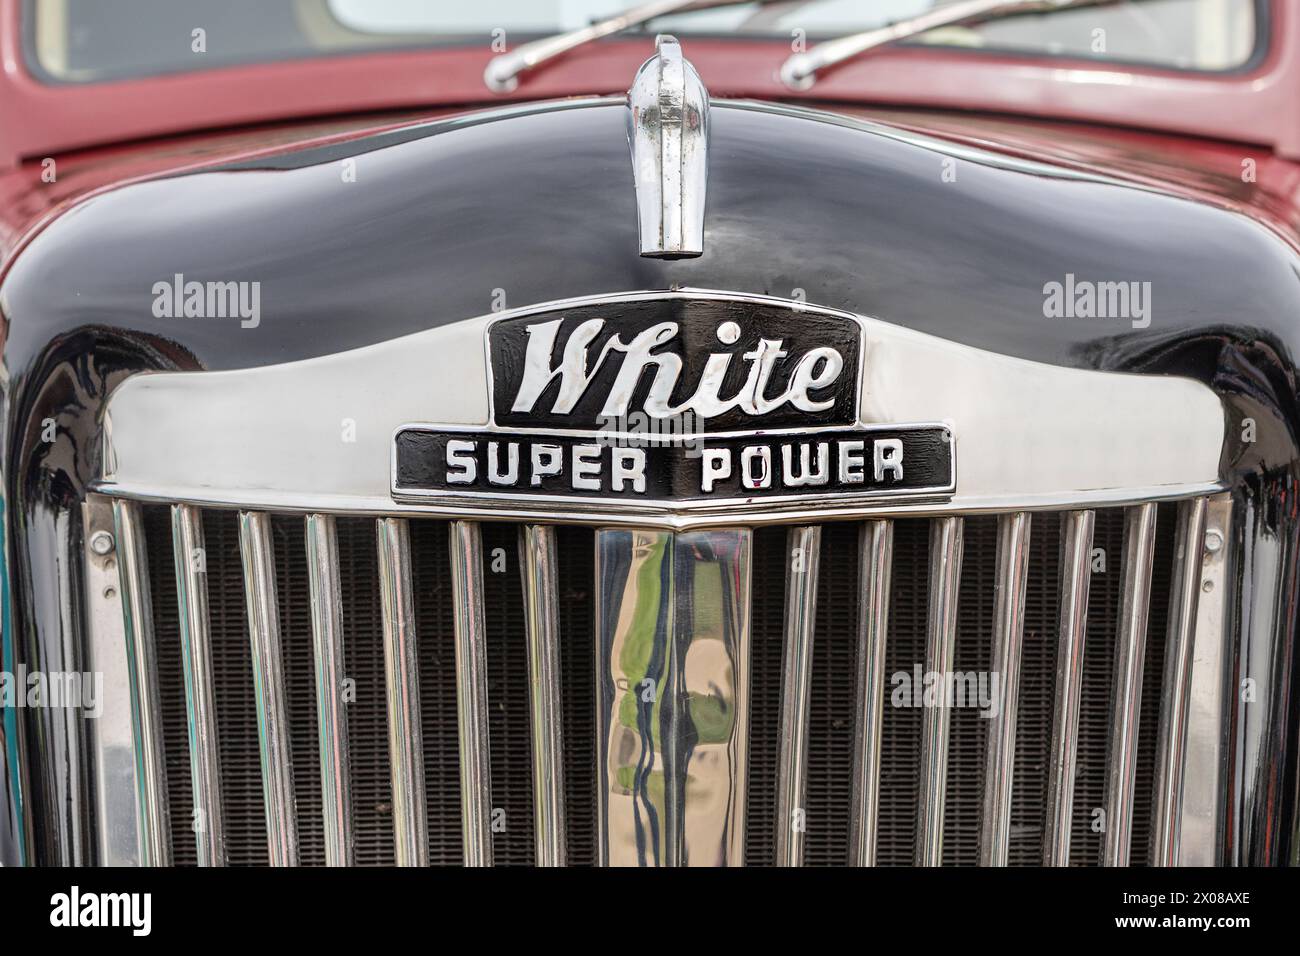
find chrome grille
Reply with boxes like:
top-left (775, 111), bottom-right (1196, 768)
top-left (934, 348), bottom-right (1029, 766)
top-left (92, 496), bottom-right (1225, 866)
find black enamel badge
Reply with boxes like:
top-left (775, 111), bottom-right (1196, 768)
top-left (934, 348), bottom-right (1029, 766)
top-left (392, 295), bottom-right (955, 512)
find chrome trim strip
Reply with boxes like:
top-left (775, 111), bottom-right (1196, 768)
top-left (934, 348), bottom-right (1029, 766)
top-left (850, 520), bottom-right (892, 866)
top-left (376, 517), bottom-right (427, 867)
top-left (237, 511), bottom-right (299, 867)
top-left (84, 497), bottom-right (145, 866)
top-left (449, 520), bottom-right (494, 867)
top-left (99, 482), bottom-right (1227, 529)
top-left (777, 525), bottom-right (820, 867)
top-left (170, 504), bottom-right (226, 867)
top-left (916, 516), bottom-right (963, 866)
top-left (111, 499), bottom-right (171, 866)
top-left (979, 511), bottom-right (1030, 867)
top-left (519, 525), bottom-right (566, 866)
top-left (595, 528), bottom-right (752, 866)
top-left (1103, 503), bottom-right (1157, 867)
top-left (98, 289), bottom-right (1226, 528)
top-left (1180, 493), bottom-right (1232, 865)
top-left (627, 35), bottom-right (709, 257)
top-left (305, 514), bottom-right (353, 867)
top-left (1043, 509), bottom-right (1096, 867)
top-left (1151, 496), bottom-right (1208, 866)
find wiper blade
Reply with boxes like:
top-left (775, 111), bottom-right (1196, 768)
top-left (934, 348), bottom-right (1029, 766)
top-left (781, 0), bottom-right (1109, 90)
top-left (484, 0), bottom-right (766, 92)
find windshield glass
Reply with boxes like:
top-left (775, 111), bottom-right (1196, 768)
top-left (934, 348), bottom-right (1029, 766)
top-left (28, 0), bottom-right (1262, 84)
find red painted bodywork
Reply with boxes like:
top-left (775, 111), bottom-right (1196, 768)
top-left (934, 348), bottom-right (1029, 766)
top-left (2, 0), bottom-right (1299, 273)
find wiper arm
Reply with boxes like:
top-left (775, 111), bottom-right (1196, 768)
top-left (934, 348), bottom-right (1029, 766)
top-left (484, 0), bottom-right (760, 92)
top-left (780, 0), bottom-right (1108, 90)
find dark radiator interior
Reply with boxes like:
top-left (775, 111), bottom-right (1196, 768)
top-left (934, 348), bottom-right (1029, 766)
top-left (141, 505), bottom-right (1177, 866)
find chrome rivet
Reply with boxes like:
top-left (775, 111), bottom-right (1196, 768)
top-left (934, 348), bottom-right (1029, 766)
top-left (1204, 529), bottom-right (1223, 554)
top-left (89, 531), bottom-right (115, 556)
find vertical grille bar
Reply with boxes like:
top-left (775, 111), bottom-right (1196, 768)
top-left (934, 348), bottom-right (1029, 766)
top-left (1151, 496), bottom-right (1208, 866)
top-left (979, 511), bottom-right (1031, 867)
top-left (675, 530), bottom-right (752, 866)
top-left (376, 517), bottom-right (427, 866)
top-left (595, 529), bottom-right (673, 866)
top-left (450, 520), bottom-right (494, 867)
top-left (850, 520), bottom-right (892, 866)
top-left (170, 504), bottom-right (226, 867)
top-left (519, 525), bottom-right (565, 866)
top-left (595, 529), bottom-right (751, 866)
top-left (237, 512), bottom-right (300, 866)
top-left (305, 514), bottom-right (353, 867)
top-left (517, 528), bottom-right (564, 868)
top-left (1103, 502), bottom-right (1157, 867)
top-left (916, 516), bottom-right (963, 866)
top-left (1043, 509), bottom-right (1096, 866)
top-left (111, 499), bottom-right (172, 865)
top-left (776, 525), bottom-right (821, 867)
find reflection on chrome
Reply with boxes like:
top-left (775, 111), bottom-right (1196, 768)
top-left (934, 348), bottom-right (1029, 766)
top-left (1043, 509), bottom-right (1095, 866)
top-left (238, 511), bottom-right (300, 867)
top-left (170, 504), bottom-right (227, 867)
top-left (450, 520), bottom-right (494, 867)
top-left (777, 525), bottom-right (820, 867)
top-left (979, 511), bottom-right (1030, 867)
top-left (1103, 503), bottom-right (1157, 867)
top-left (376, 517), bottom-right (428, 867)
top-left (851, 520), bottom-right (892, 866)
top-left (916, 517), bottom-right (963, 866)
top-left (1151, 497), bottom-right (1208, 866)
top-left (595, 528), bottom-right (751, 865)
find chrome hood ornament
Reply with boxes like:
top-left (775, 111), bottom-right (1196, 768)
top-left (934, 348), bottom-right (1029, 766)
top-left (627, 35), bottom-right (709, 258)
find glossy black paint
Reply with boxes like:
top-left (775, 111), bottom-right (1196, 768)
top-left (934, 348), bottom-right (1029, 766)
top-left (2, 96), bottom-right (1299, 865)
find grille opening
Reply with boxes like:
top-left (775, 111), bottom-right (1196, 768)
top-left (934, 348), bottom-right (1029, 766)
top-left (1069, 508), bottom-right (1126, 865)
top-left (203, 509), bottom-right (268, 866)
top-left (1131, 502), bottom-right (1178, 865)
top-left (335, 516), bottom-right (395, 865)
top-left (743, 526), bottom-right (790, 866)
top-left (805, 522), bottom-right (861, 866)
top-left (555, 526), bottom-right (597, 866)
top-left (877, 518), bottom-right (931, 865)
top-left (943, 515), bottom-right (998, 866)
top-left (269, 515), bottom-right (325, 867)
top-left (136, 506), bottom-right (1188, 867)
top-left (142, 505), bottom-right (196, 866)
top-left (1007, 510), bottom-right (1063, 865)
top-left (480, 522), bottom-right (536, 864)
top-left (407, 520), bottom-right (463, 864)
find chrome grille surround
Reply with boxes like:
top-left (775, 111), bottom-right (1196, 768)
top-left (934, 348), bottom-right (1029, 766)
top-left (83, 290), bottom-right (1237, 867)
top-left (84, 495), bottom-right (1233, 866)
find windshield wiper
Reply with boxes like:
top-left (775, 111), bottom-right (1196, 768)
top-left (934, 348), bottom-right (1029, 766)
top-left (484, 0), bottom-right (768, 92)
top-left (780, 0), bottom-right (1110, 90)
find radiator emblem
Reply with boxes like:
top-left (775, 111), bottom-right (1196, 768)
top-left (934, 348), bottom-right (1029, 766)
top-left (392, 293), bottom-right (955, 517)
